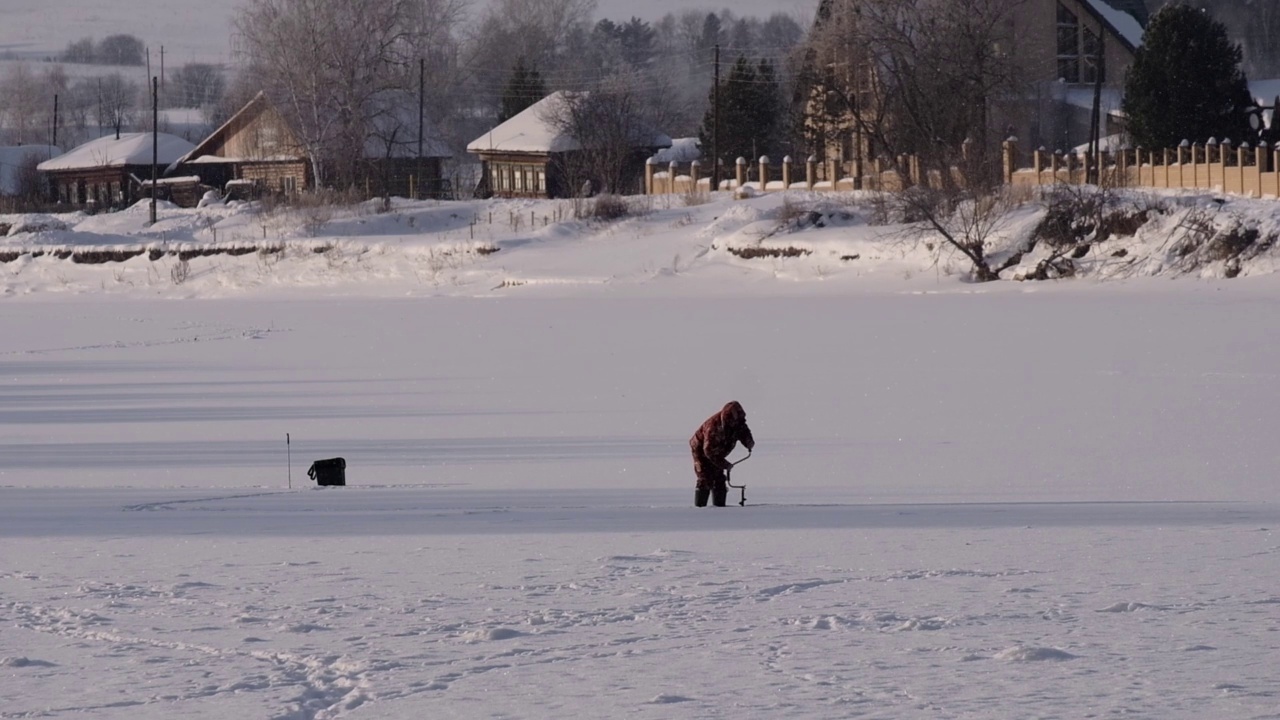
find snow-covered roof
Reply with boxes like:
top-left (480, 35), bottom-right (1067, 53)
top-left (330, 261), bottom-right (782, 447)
top-left (1, 145), bottom-right (60, 194)
top-left (1082, 0), bottom-right (1145, 50)
top-left (468, 92), bottom-right (581, 154)
top-left (139, 175), bottom-right (201, 187)
top-left (653, 137), bottom-right (701, 164)
top-left (1062, 87), bottom-right (1124, 114)
top-left (467, 91), bottom-right (670, 155)
top-left (1071, 133), bottom-right (1128, 154)
top-left (38, 133), bottom-right (196, 172)
top-left (176, 92), bottom-right (285, 167)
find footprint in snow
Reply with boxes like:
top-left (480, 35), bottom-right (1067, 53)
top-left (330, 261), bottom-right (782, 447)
top-left (1, 657), bottom-right (56, 668)
top-left (995, 646), bottom-right (1077, 661)
top-left (648, 695), bottom-right (693, 704)
top-left (461, 627), bottom-right (523, 643)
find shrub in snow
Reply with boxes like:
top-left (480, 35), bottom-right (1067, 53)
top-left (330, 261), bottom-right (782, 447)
top-left (7, 216), bottom-right (68, 236)
top-left (1035, 185), bottom-right (1157, 249)
top-left (734, 185), bottom-right (757, 200)
top-left (196, 190), bottom-right (225, 208)
top-left (726, 245), bottom-right (811, 259)
top-left (591, 194), bottom-right (630, 221)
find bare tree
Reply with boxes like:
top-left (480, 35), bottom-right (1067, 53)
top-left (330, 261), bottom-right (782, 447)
top-left (543, 71), bottom-right (675, 197)
top-left (796, 0), bottom-right (1031, 281)
top-left (0, 63), bottom-right (44, 145)
top-left (799, 0), bottom-right (1027, 181)
top-left (62, 37), bottom-right (96, 64)
top-left (96, 34), bottom-right (147, 66)
top-left (233, 0), bottom-right (469, 189)
top-left (95, 74), bottom-right (140, 140)
top-left (168, 63), bottom-right (226, 109)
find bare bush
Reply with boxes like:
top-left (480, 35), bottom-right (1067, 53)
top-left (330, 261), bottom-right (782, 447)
top-left (894, 183), bottom-right (1024, 282)
top-left (1035, 184), bottom-right (1153, 249)
top-left (170, 259), bottom-right (191, 285)
top-left (591, 193), bottom-right (630, 221)
top-left (681, 187), bottom-right (711, 206)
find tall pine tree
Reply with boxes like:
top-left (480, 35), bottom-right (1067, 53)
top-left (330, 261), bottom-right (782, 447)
top-left (1123, 5), bottom-right (1254, 149)
top-left (698, 57), bottom-right (785, 169)
top-left (499, 58), bottom-right (547, 123)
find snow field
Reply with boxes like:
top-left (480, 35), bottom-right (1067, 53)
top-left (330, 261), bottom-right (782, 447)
top-left (1, 187), bottom-right (1280, 717)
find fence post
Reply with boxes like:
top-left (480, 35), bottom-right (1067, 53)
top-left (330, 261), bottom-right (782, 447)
top-left (735, 157), bottom-right (746, 189)
top-left (1254, 143), bottom-right (1265, 197)
top-left (669, 161), bottom-right (678, 195)
top-left (1220, 139), bottom-right (1232, 192)
top-left (1033, 147), bottom-right (1044, 184)
top-left (782, 155), bottom-right (792, 190)
top-left (759, 155), bottom-right (770, 191)
top-left (645, 157), bottom-right (656, 195)
top-left (1050, 151), bottom-right (1060, 183)
top-left (690, 160), bottom-right (701, 192)
top-left (1002, 139), bottom-right (1017, 185)
top-left (806, 155), bottom-right (816, 190)
top-left (1177, 142), bottom-right (1188, 188)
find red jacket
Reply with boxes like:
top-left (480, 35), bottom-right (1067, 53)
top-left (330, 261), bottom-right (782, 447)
top-left (690, 401), bottom-right (755, 471)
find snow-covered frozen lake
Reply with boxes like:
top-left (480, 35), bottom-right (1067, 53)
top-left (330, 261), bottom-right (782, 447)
top-left (3, 276), bottom-right (1279, 718)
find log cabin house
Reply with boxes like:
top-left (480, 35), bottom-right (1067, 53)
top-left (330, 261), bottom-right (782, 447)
top-left (467, 91), bottom-right (670, 198)
top-left (37, 133), bottom-right (196, 210)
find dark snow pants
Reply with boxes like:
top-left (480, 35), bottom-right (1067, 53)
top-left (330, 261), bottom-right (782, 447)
top-left (693, 453), bottom-right (728, 507)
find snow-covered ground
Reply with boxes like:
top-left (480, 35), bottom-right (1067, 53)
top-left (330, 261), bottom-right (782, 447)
top-left (2, 189), bottom-right (1279, 719)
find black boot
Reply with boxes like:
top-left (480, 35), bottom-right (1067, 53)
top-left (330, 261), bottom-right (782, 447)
top-left (694, 487), bottom-right (710, 507)
top-left (712, 485), bottom-right (727, 507)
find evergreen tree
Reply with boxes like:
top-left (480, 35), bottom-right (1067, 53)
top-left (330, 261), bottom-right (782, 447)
top-left (698, 56), bottom-right (785, 169)
top-left (499, 58), bottom-right (547, 123)
top-left (1123, 5), bottom-right (1254, 149)
top-left (699, 13), bottom-right (722, 53)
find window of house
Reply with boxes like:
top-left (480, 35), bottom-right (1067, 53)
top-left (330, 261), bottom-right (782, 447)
top-left (283, 176), bottom-right (297, 194)
top-left (491, 166), bottom-right (500, 191)
top-left (1057, 3), bottom-right (1080, 84)
top-left (536, 170), bottom-right (546, 193)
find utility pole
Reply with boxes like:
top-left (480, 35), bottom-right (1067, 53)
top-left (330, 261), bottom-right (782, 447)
top-left (52, 94), bottom-right (59, 148)
top-left (150, 76), bottom-right (158, 226)
top-left (418, 57), bottom-right (425, 200)
top-left (1088, 32), bottom-right (1105, 185)
top-left (712, 43), bottom-right (721, 191)
top-left (160, 45), bottom-right (166, 100)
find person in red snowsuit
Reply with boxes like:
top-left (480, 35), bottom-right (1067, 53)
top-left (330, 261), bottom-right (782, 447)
top-left (690, 401), bottom-right (755, 507)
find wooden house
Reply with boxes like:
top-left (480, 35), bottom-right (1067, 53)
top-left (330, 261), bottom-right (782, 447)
top-left (466, 91), bottom-right (670, 198)
top-left (37, 133), bottom-right (196, 210)
top-left (173, 92), bottom-right (310, 198)
top-left (178, 92), bottom-right (453, 199)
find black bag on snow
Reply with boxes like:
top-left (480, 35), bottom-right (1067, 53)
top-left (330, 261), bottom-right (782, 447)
top-left (307, 457), bottom-right (346, 486)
